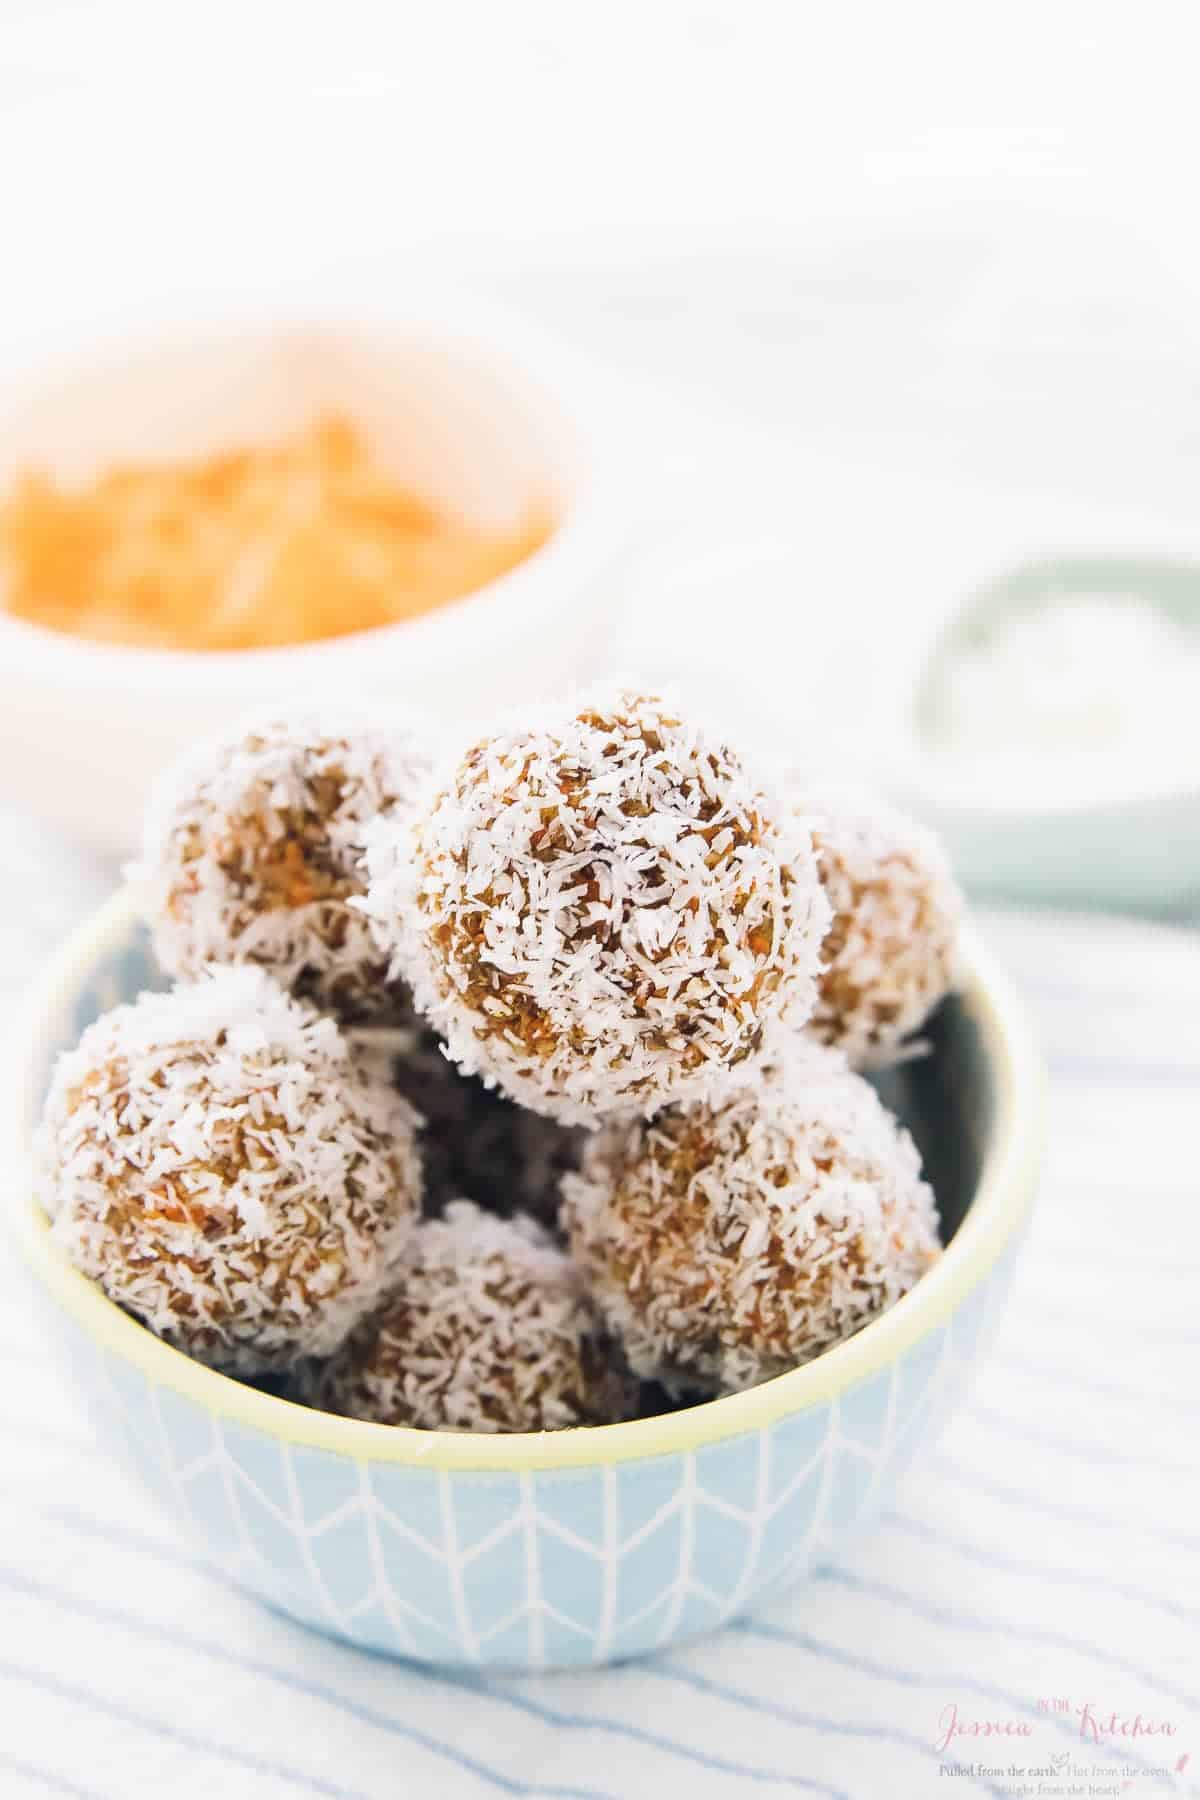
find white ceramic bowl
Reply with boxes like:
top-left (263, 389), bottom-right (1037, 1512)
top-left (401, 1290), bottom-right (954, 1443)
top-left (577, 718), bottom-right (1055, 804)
top-left (0, 300), bottom-right (635, 853)
top-left (895, 555), bottom-right (1200, 912)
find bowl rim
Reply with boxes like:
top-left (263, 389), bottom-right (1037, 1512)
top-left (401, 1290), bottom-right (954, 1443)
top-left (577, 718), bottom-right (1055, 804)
top-left (1, 887), bottom-right (1045, 1472)
top-left (0, 298), bottom-right (635, 693)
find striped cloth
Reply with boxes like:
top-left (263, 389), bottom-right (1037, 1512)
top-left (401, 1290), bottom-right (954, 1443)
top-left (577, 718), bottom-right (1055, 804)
top-left (0, 809), bottom-right (1197, 1800)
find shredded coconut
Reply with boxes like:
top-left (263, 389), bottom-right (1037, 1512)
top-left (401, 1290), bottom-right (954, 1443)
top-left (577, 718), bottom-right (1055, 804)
top-left (134, 701), bottom-right (435, 1017)
top-left (923, 591), bottom-right (1200, 809)
top-left (37, 965), bottom-right (422, 1374)
top-left (793, 778), bottom-right (962, 1068)
top-left (563, 1040), bottom-right (940, 1394)
top-left (306, 1199), bottom-right (638, 1432)
top-left (361, 683), bottom-right (830, 1125)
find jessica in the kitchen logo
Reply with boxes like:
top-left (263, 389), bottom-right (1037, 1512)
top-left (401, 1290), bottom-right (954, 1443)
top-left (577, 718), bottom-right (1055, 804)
top-left (936, 1700), bottom-right (1180, 1754)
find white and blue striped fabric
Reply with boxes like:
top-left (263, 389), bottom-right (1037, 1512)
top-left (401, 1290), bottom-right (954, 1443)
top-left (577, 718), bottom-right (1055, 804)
top-left (0, 809), bottom-right (1197, 1799)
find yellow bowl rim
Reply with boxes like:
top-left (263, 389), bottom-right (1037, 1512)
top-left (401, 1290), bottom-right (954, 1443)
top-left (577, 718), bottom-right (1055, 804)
top-left (0, 887), bottom-right (1044, 1472)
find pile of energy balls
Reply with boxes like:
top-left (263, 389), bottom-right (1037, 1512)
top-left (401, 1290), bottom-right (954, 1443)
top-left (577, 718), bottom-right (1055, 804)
top-left (37, 686), bottom-right (963, 1433)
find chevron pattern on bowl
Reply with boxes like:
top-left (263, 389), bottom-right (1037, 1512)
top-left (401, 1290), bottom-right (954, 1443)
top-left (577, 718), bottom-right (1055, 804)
top-left (5, 897), bottom-right (1040, 1670)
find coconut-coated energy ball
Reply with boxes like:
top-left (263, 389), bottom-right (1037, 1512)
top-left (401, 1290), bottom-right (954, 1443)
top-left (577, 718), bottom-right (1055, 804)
top-left (37, 966), bottom-right (422, 1375)
top-left (563, 1043), bottom-right (940, 1394)
top-left (308, 1200), bottom-right (638, 1432)
top-left (801, 782), bottom-right (963, 1067)
top-left (362, 685), bottom-right (831, 1125)
top-left (135, 702), bottom-right (433, 1018)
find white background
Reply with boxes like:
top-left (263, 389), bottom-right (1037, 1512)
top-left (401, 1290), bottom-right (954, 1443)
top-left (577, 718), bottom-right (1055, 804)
top-left (2, 3), bottom-right (1200, 295)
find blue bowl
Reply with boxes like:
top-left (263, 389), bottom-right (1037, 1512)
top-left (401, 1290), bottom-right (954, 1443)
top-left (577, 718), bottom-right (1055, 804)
top-left (1, 891), bottom-right (1042, 1670)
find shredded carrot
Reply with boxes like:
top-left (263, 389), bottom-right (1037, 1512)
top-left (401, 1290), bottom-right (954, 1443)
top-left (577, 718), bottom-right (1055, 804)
top-left (0, 414), bottom-right (553, 651)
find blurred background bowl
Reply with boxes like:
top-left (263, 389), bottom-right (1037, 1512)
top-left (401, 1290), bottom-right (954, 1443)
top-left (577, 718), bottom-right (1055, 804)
top-left (0, 299), bottom-right (635, 854)
top-left (896, 553), bottom-right (1200, 912)
top-left (1, 888), bottom-right (1044, 1672)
